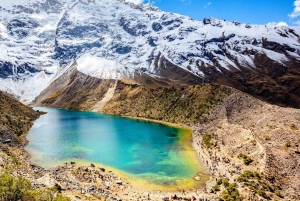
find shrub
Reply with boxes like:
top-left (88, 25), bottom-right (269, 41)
top-left (237, 170), bottom-right (260, 183)
top-left (0, 173), bottom-right (70, 201)
top-left (53, 194), bottom-right (72, 201)
top-left (202, 133), bottom-right (214, 149)
top-left (212, 183), bottom-right (220, 192)
top-left (217, 178), bottom-right (223, 185)
top-left (250, 140), bottom-right (257, 146)
top-left (237, 153), bottom-right (253, 165)
top-left (275, 190), bottom-right (283, 198)
top-left (221, 183), bottom-right (242, 201)
top-left (290, 124), bottom-right (298, 130)
top-left (261, 183), bottom-right (274, 192)
top-left (222, 179), bottom-right (230, 187)
top-left (285, 141), bottom-right (291, 148)
top-left (0, 173), bottom-right (32, 200)
top-left (257, 190), bottom-right (269, 199)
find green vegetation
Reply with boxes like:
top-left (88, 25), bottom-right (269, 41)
top-left (237, 171), bottom-right (277, 199)
top-left (237, 153), bottom-right (253, 165)
top-left (275, 190), bottom-right (283, 198)
top-left (0, 173), bottom-right (70, 201)
top-left (257, 190), bottom-right (268, 199)
top-left (221, 183), bottom-right (243, 201)
top-left (237, 170), bottom-right (260, 182)
top-left (267, 125), bottom-right (277, 129)
top-left (216, 178), bottom-right (223, 185)
top-left (102, 84), bottom-right (232, 124)
top-left (202, 132), bottom-right (214, 149)
top-left (0, 90), bottom-right (40, 139)
top-left (284, 141), bottom-right (291, 148)
top-left (0, 173), bottom-right (32, 200)
top-left (222, 179), bottom-right (230, 187)
top-left (290, 124), bottom-right (298, 130)
top-left (212, 183), bottom-right (220, 192)
top-left (212, 178), bottom-right (242, 201)
top-left (250, 139), bottom-right (257, 146)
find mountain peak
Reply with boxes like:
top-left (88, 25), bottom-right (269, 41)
top-left (0, 0), bottom-right (300, 106)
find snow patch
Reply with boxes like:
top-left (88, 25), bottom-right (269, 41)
top-left (0, 71), bottom-right (54, 104)
top-left (263, 49), bottom-right (288, 65)
top-left (77, 54), bottom-right (134, 79)
top-left (124, 0), bottom-right (144, 5)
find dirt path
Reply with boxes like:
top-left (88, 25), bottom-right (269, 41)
top-left (91, 81), bottom-right (117, 112)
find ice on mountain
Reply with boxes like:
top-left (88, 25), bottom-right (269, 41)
top-left (0, 0), bottom-right (299, 103)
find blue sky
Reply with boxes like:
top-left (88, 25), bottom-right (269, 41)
top-left (129, 0), bottom-right (300, 26)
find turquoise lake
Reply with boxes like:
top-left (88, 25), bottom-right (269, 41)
top-left (26, 107), bottom-right (208, 189)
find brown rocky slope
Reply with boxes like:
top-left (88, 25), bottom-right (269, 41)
top-left (0, 90), bottom-right (41, 145)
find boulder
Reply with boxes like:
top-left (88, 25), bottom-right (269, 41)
top-left (115, 180), bottom-right (122, 185)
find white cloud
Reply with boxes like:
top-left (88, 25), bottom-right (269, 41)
top-left (125, 0), bottom-right (144, 4)
top-left (204, 2), bottom-right (211, 9)
top-left (277, 22), bottom-right (288, 26)
top-left (289, 0), bottom-right (300, 18)
top-left (267, 21), bottom-right (288, 26)
top-left (294, 20), bottom-right (300, 25)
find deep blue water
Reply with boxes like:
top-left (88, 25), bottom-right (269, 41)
top-left (26, 107), bottom-right (207, 188)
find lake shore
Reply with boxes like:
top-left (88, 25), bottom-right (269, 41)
top-left (19, 108), bottom-right (218, 200)
top-left (17, 108), bottom-right (264, 200)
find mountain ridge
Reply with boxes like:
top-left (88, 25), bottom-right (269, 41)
top-left (0, 0), bottom-right (300, 107)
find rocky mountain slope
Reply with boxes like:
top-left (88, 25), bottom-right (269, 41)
top-left (0, 90), bottom-right (40, 144)
top-left (0, 89), bottom-right (74, 200)
top-left (0, 0), bottom-right (300, 107)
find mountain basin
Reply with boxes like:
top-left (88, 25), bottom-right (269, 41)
top-left (26, 107), bottom-right (209, 190)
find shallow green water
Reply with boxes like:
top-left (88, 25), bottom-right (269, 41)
top-left (26, 107), bottom-right (207, 189)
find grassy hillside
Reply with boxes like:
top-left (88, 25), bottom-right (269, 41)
top-left (0, 90), bottom-right (72, 201)
top-left (102, 82), bottom-right (232, 124)
top-left (0, 90), bottom-right (41, 144)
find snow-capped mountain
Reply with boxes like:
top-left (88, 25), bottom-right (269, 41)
top-left (0, 0), bottom-right (300, 105)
